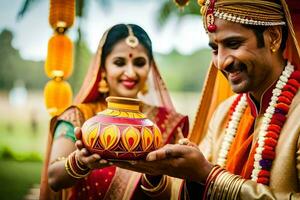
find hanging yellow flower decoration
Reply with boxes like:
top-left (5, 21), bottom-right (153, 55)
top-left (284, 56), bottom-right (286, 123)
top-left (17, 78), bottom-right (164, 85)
top-left (44, 79), bottom-right (73, 116)
top-left (45, 33), bottom-right (73, 79)
top-left (49, 0), bottom-right (75, 33)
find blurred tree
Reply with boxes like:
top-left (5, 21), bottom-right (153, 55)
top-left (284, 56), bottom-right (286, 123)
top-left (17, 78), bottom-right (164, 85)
top-left (68, 0), bottom-right (110, 93)
top-left (156, 0), bottom-right (201, 27)
top-left (0, 30), bottom-right (18, 89)
top-left (0, 29), bottom-right (47, 90)
top-left (156, 1), bottom-right (209, 92)
top-left (155, 48), bottom-right (211, 92)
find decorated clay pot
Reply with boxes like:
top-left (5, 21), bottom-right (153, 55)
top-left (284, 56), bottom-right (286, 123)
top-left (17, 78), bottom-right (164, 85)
top-left (81, 96), bottom-right (163, 160)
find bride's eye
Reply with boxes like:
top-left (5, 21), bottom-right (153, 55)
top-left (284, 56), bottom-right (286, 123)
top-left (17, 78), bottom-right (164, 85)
top-left (113, 58), bottom-right (126, 67)
top-left (134, 57), bottom-right (147, 67)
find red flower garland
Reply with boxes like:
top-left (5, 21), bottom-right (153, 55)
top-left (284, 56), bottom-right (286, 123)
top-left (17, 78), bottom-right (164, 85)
top-left (224, 70), bottom-right (300, 185)
top-left (255, 70), bottom-right (300, 184)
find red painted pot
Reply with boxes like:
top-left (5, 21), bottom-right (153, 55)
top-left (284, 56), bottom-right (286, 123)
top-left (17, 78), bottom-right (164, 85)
top-left (81, 96), bottom-right (163, 160)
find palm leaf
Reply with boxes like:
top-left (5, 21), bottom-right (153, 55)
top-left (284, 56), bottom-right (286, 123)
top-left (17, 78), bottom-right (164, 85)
top-left (17, 0), bottom-right (40, 20)
top-left (156, 0), bottom-right (202, 27)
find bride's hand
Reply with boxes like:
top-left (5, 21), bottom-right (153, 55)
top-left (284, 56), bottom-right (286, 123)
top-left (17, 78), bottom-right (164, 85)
top-left (74, 127), bottom-right (112, 169)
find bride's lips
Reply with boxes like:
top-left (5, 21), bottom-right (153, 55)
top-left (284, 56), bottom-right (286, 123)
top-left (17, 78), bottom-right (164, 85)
top-left (121, 79), bottom-right (137, 89)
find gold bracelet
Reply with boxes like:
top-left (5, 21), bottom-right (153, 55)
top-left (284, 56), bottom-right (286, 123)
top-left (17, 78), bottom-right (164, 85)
top-left (64, 158), bottom-right (81, 179)
top-left (141, 175), bottom-right (170, 197)
top-left (140, 175), bottom-right (167, 193)
top-left (204, 165), bottom-right (224, 199)
top-left (231, 176), bottom-right (245, 200)
top-left (210, 170), bottom-right (225, 200)
top-left (223, 173), bottom-right (237, 199)
top-left (213, 170), bottom-right (226, 200)
top-left (74, 154), bottom-right (89, 171)
top-left (69, 153), bottom-right (90, 177)
top-left (216, 171), bottom-right (228, 199)
top-left (65, 153), bottom-right (90, 179)
top-left (142, 174), bottom-right (155, 188)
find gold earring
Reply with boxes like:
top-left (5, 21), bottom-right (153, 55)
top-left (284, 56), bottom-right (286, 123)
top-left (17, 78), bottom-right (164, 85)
top-left (271, 41), bottom-right (277, 53)
top-left (140, 82), bottom-right (148, 95)
top-left (98, 72), bottom-right (109, 93)
top-left (271, 47), bottom-right (276, 53)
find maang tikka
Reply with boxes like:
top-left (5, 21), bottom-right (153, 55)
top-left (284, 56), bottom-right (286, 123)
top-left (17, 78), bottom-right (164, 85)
top-left (125, 25), bottom-right (139, 48)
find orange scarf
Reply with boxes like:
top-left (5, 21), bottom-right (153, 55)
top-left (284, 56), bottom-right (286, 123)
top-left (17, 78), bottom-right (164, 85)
top-left (225, 106), bottom-right (256, 179)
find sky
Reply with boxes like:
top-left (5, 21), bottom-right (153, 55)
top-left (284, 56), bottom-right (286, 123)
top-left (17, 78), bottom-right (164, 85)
top-left (0, 0), bottom-right (209, 61)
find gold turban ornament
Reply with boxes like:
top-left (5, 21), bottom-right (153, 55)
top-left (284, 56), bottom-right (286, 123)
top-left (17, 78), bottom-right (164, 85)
top-left (198, 0), bottom-right (286, 33)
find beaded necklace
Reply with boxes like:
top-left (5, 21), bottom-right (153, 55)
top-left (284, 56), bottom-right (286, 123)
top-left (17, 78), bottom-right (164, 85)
top-left (217, 62), bottom-right (300, 185)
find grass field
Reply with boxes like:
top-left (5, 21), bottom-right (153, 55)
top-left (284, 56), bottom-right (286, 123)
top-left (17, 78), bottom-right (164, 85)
top-left (0, 121), bottom-right (47, 156)
top-left (0, 160), bottom-right (42, 200)
top-left (0, 92), bottom-right (48, 199)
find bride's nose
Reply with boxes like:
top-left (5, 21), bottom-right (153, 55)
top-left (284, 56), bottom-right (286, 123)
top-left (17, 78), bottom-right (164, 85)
top-left (123, 64), bottom-right (136, 78)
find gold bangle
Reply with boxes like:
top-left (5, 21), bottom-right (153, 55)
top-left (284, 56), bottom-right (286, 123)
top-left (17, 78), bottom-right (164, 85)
top-left (223, 173), bottom-right (237, 199)
top-left (142, 174), bottom-right (155, 188)
top-left (65, 154), bottom-right (90, 179)
top-left (140, 175), bottom-right (167, 193)
top-left (206, 178), bottom-right (214, 198)
top-left (216, 171), bottom-right (227, 199)
top-left (231, 177), bottom-right (245, 200)
top-left (74, 154), bottom-right (89, 171)
top-left (141, 175), bottom-right (169, 197)
top-left (64, 158), bottom-right (81, 179)
top-left (229, 177), bottom-right (239, 200)
top-left (204, 166), bottom-right (222, 199)
top-left (220, 172), bottom-right (235, 199)
top-left (213, 170), bottom-right (226, 199)
top-left (69, 153), bottom-right (90, 177)
top-left (210, 170), bottom-right (225, 200)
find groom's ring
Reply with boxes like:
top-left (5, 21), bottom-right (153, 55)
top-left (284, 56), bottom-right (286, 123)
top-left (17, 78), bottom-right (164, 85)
top-left (178, 138), bottom-right (190, 145)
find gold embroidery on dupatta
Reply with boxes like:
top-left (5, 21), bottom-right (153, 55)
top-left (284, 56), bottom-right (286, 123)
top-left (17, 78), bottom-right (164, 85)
top-left (103, 168), bottom-right (141, 200)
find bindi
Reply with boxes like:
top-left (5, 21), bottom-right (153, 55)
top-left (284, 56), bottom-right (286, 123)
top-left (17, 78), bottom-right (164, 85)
top-left (129, 53), bottom-right (133, 58)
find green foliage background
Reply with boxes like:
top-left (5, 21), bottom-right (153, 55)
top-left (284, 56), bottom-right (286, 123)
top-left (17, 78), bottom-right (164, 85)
top-left (156, 49), bottom-right (211, 92)
top-left (0, 29), bottom-right (47, 90)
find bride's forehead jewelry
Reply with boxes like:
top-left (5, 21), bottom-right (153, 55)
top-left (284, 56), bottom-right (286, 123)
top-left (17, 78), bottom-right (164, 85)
top-left (125, 25), bottom-right (139, 48)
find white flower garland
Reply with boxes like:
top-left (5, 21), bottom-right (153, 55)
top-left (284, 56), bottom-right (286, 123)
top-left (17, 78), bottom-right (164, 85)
top-left (251, 62), bottom-right (294, 181)
top-left (216, 93), bottom-right (247, 167)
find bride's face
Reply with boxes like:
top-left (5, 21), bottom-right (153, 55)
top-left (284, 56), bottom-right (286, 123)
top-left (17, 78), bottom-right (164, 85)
top-left (104, 39), bottom-right (151, 98)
